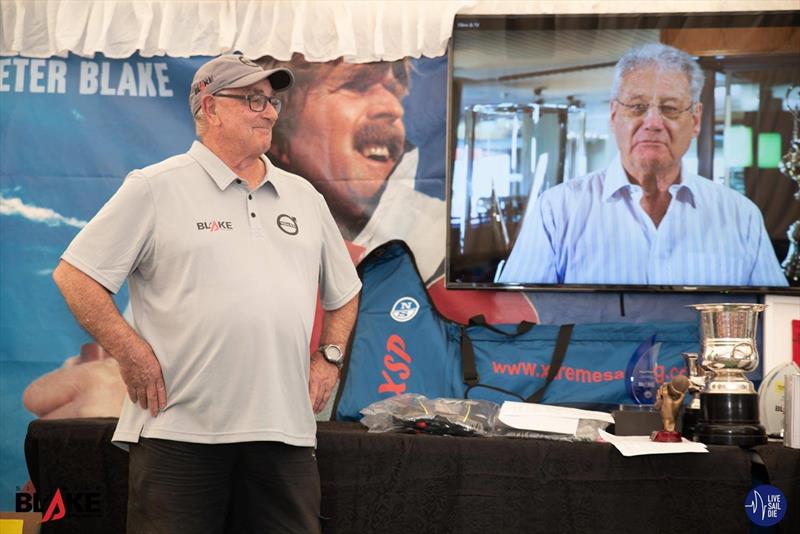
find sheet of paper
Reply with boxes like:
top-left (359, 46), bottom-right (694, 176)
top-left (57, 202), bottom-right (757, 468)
top-left (598, 429), bottom-right (709, 457)
top-left (498, 413), bottom-right (580, 435)
top-left (497, 401), bottom-right (614, 435)
top-left (500, 401), bottom-right (615, 423)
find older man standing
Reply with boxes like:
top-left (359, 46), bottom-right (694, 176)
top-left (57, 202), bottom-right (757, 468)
top-left (499, 43), bottom-right (787, 287)
top-left (52, 55), bottom-right (361, 533)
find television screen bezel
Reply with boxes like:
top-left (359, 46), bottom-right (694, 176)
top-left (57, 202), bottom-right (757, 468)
top-left (444, 10), bottom-right (800, 295)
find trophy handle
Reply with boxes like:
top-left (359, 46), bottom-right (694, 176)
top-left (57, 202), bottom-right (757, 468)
top-left (731, 341), bottom-right (754, 358)
top-left (700, 363), bottom-right (717, 380)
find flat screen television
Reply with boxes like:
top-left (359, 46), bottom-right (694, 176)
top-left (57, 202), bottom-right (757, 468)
top-left (446, 11), bottom-right (800, 294)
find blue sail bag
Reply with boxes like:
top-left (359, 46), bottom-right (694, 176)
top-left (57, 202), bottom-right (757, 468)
top-left (333, 241), bottom-right (700, 420)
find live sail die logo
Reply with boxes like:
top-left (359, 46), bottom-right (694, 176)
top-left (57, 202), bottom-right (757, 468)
top-left (277, 214), bottom-right (299, 235)
top-left (744, 485), bottom-right (786, 527)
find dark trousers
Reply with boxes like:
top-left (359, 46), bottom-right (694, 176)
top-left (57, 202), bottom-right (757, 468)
top-left (127, 438), bottom-right (321, 534)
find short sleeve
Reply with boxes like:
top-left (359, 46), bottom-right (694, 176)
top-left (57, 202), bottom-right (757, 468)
top-left (61, 172), bottom-right (155, 293)
top-left (316, 193), bottom-right (361, 310)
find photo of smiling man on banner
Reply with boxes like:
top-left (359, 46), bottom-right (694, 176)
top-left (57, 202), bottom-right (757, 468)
top-left (260, 53), bottom-right (537, 324)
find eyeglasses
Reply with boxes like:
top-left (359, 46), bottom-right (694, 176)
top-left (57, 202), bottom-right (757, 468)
top-left (615, 99), bottom-right (695, 121)
top-left (214, 93), bottom-right (282, 113)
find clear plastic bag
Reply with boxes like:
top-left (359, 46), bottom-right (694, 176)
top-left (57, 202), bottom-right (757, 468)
top-left (492, 417), bottom-right (610, 441)
top-left (360, 393), bottom-right (499, 437)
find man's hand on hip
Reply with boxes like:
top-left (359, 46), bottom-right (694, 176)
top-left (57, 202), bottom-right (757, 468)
top-left (117, 340), bottom-right (167, 417)
top-left (52, 260), bottom-right (167, 418)
top-left (308, 352), bottom-right (339, 414)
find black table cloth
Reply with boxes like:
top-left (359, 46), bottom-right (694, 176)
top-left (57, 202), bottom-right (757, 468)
top-left (24, 419), bottom-right (797, 533)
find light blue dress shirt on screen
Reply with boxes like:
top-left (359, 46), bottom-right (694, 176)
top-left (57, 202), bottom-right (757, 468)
top-left (499, 155), bottom-right (788, 287)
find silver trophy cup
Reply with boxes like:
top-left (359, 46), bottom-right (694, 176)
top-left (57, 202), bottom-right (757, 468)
top-left (687, 303), bottom-right (768, 446)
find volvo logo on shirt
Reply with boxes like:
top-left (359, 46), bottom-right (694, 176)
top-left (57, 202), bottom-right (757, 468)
top-left (390, 297), bottom-right (420, 322)
top-left (277, 214), bottom-right (299, 235)
top-left (196, 220), bottom-right (233, 232)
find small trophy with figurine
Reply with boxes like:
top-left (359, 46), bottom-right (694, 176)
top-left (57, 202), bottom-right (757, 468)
top-left (650, 375), bottom-right (690, 442)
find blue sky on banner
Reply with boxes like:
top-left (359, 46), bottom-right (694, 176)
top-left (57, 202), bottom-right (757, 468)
top-left (0, 53), bottom-right (204, 510)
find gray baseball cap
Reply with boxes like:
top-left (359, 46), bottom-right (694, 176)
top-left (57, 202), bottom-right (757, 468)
top-left (190, 54), bottom-right (294, 115)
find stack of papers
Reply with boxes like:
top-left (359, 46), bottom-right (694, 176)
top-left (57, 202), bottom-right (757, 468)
top-left (497, 402), bottom-right (710, 455)
top-left (598, 429), bottom-right (709, 456)
top-left (497, 401), bottom-right (614, 435)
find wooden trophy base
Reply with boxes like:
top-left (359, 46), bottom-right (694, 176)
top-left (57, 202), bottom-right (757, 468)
top-left (650, 430), bottom-right (682, 442)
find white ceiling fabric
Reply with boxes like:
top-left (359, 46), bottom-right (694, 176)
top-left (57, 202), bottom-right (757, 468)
top-left (1, 0), bottom-right (792, 61)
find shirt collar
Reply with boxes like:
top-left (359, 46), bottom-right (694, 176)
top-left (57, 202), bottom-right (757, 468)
top-left (602, 155), bottom-right (632, 202)
top-left (188, 140), bottom-right (281, 196)
top-left (602, 153), bottom-right (698, 207)
top-left (673, 161), bottom-right (699, 207)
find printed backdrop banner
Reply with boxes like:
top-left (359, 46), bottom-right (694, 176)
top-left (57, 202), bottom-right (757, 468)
top-left (0, 51), bottom-right (730, 514)
top-left (0, 52), bottom-right (449, 511)
top-left (1, 53), bottom-right (202, 510)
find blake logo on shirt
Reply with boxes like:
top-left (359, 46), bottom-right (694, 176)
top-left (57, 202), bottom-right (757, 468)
top-left (196, 221), bottom-right (233, 232)
top-left (277, 214), bottom-right (299, 235)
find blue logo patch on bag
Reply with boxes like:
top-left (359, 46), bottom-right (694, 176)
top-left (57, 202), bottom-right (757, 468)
top-left (390, 297), bottom-right (420, 322)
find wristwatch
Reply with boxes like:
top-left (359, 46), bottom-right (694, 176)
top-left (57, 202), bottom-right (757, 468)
top-left (318, 344), bottom-right (344, 369)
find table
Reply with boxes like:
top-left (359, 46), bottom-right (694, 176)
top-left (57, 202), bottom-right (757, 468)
top-left (25, 419), bottom-right (798, 533)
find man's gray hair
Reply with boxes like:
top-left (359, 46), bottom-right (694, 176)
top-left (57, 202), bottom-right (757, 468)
top-left (611, 43), bottom-right (705, 103)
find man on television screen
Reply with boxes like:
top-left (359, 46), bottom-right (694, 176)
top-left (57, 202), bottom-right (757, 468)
top-left (499, 43), bottom-right (788, 288)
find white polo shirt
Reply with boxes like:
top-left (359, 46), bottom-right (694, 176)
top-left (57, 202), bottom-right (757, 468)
top-left (63, 141), bottom-right (361, 447)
